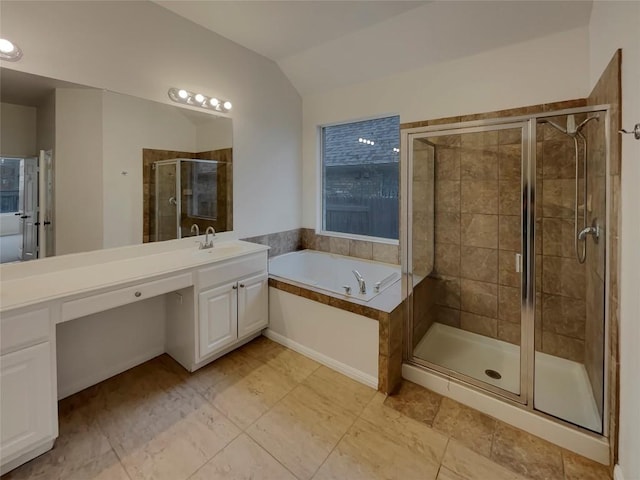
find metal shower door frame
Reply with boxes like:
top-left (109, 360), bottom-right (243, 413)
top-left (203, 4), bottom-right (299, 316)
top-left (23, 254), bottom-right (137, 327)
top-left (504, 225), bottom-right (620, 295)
top-left (154, 159), bottom-right (181, 241)
top-left (402, 104), bottom-right (611, 435)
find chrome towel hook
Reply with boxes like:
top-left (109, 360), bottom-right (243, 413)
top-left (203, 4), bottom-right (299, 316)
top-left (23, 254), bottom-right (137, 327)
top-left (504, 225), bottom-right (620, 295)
top-left (619, 123), bottom-right (640, 140)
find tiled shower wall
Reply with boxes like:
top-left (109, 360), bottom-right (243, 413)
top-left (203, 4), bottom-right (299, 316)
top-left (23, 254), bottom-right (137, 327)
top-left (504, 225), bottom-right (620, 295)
top-left (588, 50), bottom-right (621, 469)
top-left (142, 148), bottom-right (233, 243)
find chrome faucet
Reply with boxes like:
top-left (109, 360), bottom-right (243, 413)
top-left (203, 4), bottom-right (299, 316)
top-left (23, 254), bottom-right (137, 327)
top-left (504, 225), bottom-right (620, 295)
top-left (200, 226), bottom-right (216, 249)
top-left (352, 269), bottom-right (366, 294)
top-left (190, 224), bottom-right (200, 236)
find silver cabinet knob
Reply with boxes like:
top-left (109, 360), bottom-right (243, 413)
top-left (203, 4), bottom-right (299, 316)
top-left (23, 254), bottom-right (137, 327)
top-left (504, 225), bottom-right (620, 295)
top-left (134, 291), bottom-right (142, 297)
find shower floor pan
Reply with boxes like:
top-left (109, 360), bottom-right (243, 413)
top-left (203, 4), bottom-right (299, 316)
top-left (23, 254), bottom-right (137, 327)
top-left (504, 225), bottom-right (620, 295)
top-left (414, 322), bottom-right (601, 432)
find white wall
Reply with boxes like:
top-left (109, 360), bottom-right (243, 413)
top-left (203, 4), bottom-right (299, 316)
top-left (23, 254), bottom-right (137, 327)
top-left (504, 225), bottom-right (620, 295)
top-left (36, 91), bottom-right (55, 153)
top-left (1, 0), bottom-right (302, 239)
top-left (1, 102), bottom-right (37, 157)
top-left (196, 117), bottom-right (233, 152)
top-left (55, 88), bottom-right (103, 255)
top-left (101, 91), bottom-right (198, 248)
top-left (301, 27), bottom-right (590, 227)
top-left (588, 3), bottom-right (640, 479)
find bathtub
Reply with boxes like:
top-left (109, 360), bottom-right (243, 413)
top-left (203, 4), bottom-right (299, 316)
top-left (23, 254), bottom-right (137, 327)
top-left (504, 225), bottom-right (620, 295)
top-left (268, 250), bottom-right (401, 301)
top-left (266, 249), bottom-right (402, 389)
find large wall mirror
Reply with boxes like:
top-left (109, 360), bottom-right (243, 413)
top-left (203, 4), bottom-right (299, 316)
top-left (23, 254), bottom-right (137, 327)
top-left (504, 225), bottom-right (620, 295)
top-left (0, 67), bottom-right (233, 263)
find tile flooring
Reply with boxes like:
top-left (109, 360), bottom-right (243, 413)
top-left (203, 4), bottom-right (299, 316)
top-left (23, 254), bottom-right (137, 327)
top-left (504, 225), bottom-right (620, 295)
top-left (3, 336), bottom-right (611, 480)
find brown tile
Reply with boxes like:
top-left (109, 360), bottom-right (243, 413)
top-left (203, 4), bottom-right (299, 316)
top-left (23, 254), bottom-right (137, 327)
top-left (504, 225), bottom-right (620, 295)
top-left (542, 294), bottom-right (585, 339)
top-left (240, 337), bottom-right (321, 383)
top-left (349, 240), bottom-right (373, 260)
top-left (436, 212), bottom-right (461, 245)
top-left (460, 312), bottom-right (497, 337)
top-left (498, 215), bottom-right (520, 252)
top-left (542, 140), bottom-right (575, 179)
top-left (499, 180), bottom-right (520, 215)
top-left (190, 434), bottom-right (297, 480)
top-left (542, 217), bottom-right (575, 257)
top-left (443, 440), bottom-right (529, 480)
top-left (436, 179), bottom-right (461, 212)
top-left (461, 214), bottom-right (498, 248)
top-left (460, 145), bottom-right (499, 180)
top-left (498, 129), bottom-right (522, 146)
top-left (498, 144), bottom-right (522, 180)
top-left (542, 256), bottom-right (586, 299)
top-left (498, 318), bottom-right (521, 345)
top-left (434, 243), bottom-right (461, 277)
top-left (491, 423), bottom-right (564, 480)
top-left (434, 276), bottom-right (461, 309)
top-left (461, 180), bottom-right (498, 214)
top-left (434, 305), bottom-right (461, 328)
top-left (541, 331), bottom-right (584, 362)
top-left (498, 250), bottom-right (521, 287)
top-left (460, 246), bottom-right (498, 283)
top-left (543, 98), bottom-right (587, 111)
top-left (498, 285), bottom-right (521, 323)
top-left (432, 397), bottom-right (497, 457)
top-left (329, 237), bottom-right (350, 256)
top-left (436, 146), bottom-right (461, 180)
top-left (303, 366), bottom-right (376, 417)
top-left (372, 242), bottom-right (400, 264)
top-left (562, 450), bottom-right (611, 480)
top-left (460, 279), bottom-right (498, 318)
top-left (315, 407), bottom-right (445, 480)
top-left (316, 234), bottom-right (330, 252)
top-left (382, 381), bottom-right (443, 426)
top-left (250, 384), bottom-right (356, 480)
top-left (542, 179), bottom-right (575, 218)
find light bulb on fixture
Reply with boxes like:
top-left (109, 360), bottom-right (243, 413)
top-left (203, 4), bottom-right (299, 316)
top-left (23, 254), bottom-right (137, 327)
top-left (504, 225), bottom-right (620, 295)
top-left (0, 38), bottom-right (23, 61)
top-left (177, 89), bottom-right (189, 99)
top-left (209, 98), bottom-right (219, 107)
top-left (194, 93), bottom-right (205, 103)
top-left (223, 101), bottom-right (232, 110)
top-left (168, 88), bottom-right (232, 114)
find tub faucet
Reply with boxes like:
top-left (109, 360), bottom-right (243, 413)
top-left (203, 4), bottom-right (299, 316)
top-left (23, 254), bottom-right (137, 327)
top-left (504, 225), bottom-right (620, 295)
top-left (190, 224), bottom-right (200, 236)
top-left (200, 226), bottom-right (216, 249)
top-left (352, 270), bottom-right (366, 294)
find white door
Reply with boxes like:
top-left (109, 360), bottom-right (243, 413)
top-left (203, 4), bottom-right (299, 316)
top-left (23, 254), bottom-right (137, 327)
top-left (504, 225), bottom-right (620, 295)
top-left (0, 343), bottom-right (55, 462)
top-left (18, 158), bottom-right (38, 261)
top-left (38, 150), bottom-right (54, 258)
top-left (237, 273), bottom-right (268, 339)
top-left (198, 281), bottom-right (238, 359)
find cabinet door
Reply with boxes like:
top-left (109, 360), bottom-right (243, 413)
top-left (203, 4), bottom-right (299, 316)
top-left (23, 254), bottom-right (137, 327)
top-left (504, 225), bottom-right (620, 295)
top-left (237, 273), bottom-right (268, 339)
top-left (1, 342), bottom-right (55, 461)
top-left (198, 282), bottom-right (238, 359)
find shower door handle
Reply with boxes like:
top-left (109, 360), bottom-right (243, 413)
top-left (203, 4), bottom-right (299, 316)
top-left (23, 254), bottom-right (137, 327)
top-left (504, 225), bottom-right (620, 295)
top-left (515, 253), bottom-right (522, 273)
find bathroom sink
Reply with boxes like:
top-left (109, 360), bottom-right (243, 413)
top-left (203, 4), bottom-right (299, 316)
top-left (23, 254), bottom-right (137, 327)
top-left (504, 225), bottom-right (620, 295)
top-left (190, 242), bottom-right (244, 257)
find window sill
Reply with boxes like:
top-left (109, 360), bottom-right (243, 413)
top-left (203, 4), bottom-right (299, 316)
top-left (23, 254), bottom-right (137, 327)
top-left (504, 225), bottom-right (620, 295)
top-left (316, 229), bottom-right (399, 246)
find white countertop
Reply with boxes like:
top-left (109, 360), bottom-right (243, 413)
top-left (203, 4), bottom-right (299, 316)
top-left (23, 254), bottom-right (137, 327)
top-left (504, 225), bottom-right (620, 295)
top-left (0, 237), bottom-right (268, 313)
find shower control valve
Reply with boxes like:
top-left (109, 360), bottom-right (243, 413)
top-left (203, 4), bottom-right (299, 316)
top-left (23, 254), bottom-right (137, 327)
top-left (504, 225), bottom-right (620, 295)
top-left (342, 285), bottom-right (352, 295)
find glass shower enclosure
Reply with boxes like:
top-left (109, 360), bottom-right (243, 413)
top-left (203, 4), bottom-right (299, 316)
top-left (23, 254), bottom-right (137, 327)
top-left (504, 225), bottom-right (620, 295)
top-left (404, 105), bottom-right (609, 434)
top-left (151, 158), bottom-right (222, 242)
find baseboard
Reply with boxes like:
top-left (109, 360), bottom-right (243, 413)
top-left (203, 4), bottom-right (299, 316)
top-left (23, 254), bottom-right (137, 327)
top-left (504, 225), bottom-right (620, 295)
top-left (614, 465), bottom-right (624, 480)
top-left (264, 329), bottom-right (378, 389)
top-left (57, 347), bottom-right (165, 399)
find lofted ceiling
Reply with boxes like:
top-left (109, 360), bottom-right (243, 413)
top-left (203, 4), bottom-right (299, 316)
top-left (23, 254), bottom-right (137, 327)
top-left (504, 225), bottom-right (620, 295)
top-left (154, 0), bottom-right (593, 96)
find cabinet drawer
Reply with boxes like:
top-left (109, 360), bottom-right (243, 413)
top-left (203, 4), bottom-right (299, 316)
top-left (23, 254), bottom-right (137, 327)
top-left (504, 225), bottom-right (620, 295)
top-left (197, 252), bottom-right (267, 290)
top-left (61, 273), bottom-right (192, 322)
top-left (0, 308), bottom-right (50, 355)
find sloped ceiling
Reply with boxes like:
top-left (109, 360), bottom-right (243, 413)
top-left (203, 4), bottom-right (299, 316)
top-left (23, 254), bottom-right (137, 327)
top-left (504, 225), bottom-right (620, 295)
top-left (154, 0), bottom-right (592, 95)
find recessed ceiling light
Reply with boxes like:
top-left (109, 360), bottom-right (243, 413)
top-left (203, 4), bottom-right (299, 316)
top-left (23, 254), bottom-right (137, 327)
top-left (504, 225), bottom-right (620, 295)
top-left (0, 38), bottom-right (23, 62)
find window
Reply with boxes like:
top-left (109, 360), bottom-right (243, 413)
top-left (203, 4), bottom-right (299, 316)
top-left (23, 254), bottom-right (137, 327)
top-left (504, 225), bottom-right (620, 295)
top-left (0, 158), bottom-right (21, 214)
top-left (321, 115), bottom-right (400, 240)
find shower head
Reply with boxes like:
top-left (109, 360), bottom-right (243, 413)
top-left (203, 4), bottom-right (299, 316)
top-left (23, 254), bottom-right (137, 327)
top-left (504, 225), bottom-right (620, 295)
top-left (539, 114), bottom-right (599, 138)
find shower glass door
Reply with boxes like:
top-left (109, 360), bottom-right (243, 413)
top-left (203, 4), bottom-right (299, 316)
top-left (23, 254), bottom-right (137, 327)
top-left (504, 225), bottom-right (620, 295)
top-left (154, 161), bottom-right (179, 242)
top-left (533, 110), bottom-right (607, 433)
top-left (407, 123), bottom-right (528, 400)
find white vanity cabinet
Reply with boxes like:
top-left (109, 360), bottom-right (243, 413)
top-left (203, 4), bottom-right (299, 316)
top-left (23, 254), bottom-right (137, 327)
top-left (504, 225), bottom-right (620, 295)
top-left (0, 307), bottom-right (57, 475)
top-left (167, 250), bottom-right (269, 371)
top-left (0, 239), bottom-right (269, 474)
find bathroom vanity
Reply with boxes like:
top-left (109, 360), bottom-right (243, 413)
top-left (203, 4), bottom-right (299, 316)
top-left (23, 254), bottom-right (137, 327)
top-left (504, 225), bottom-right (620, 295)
top-left (0, 238), bottom-right (269, 474)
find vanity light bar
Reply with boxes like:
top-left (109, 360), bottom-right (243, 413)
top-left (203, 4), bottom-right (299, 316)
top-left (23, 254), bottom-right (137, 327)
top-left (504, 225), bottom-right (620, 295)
top-left (168, 88), bottom-right (232, 113)
top-left (358, 137), bottom-right (375, 145)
